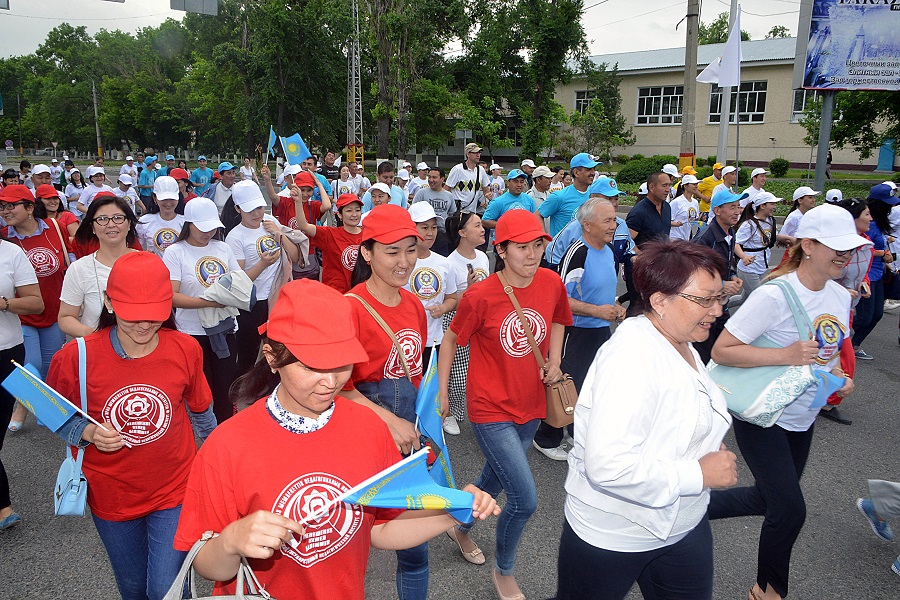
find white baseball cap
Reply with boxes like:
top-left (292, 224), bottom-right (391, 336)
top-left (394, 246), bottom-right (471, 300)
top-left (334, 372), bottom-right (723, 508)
top-left (118, 174), bottom-right (133, 186)
top-left (521, 159), bottom-right (537, 168)
top-left (369, 182), bottom-right (391, 196)
top-left (153, 176), bottom-right (180, 201)
top-left (882, 181), bottom-right (898, 192)
top-left (416, 162), bottom-right (428, 171)
top-left (751, 167), bottom-right (769, 179)
top-left (681, 174), bottom-right (699, 185)
top-left (638, 182), bottom-right (648, 195)
top-left (283, 164), bottom-right (303, 177)
top-left (86, 165), bottom-right (105, 178)
top-left (796, 204), bottom-right (872, 251)
top-left (125, 155), bottom-right (134, 161)
top-left (662, 164), bottom-right (681, 178)
top-left (489, 164), bottom-right (501, 171)
top-left (397, 169), bottom-right (410, 181)
top-left (277, 187), bottom-right (292, 198)
top-left (408, 202), bottom-right (437, 223)
top-left (32, 164), bottom-right (51, 176)
top-left (825, 189), bottom-right (843, 203)
top-left (232, 180), bottom-right (267, 211)
top-left (792, 186), bottom-right (821, 201)
top-left (51, 158), bottom-right (59, 163)
top-left (721, 166), bottom-right (737, 176)
top-left (751, 191), bottom-right (780, 209)
top-left (183, 197), bottom-right (224, 232)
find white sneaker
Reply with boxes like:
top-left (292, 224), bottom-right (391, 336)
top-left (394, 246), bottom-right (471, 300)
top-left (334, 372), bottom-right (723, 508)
top-left (884, 299), bottom-right (900, 312)
top-left (532, 441), bottom-right (568, 461)
top-left (442, 417), bottom-right (460, 436)
top-left (563, 430), bottom-right (575, 448)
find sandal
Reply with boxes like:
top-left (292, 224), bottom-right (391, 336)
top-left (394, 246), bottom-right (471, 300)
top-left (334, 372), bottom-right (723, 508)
top-left (446, 527), bottom-right (485, 565)
top-left (7, 421), bottom-right (24, 433)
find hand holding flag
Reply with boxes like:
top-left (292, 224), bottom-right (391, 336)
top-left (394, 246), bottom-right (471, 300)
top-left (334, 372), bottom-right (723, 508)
top-left (281, 133), bottom-right (312, 166)
top-left (414, 348), bottom-right (457, 488)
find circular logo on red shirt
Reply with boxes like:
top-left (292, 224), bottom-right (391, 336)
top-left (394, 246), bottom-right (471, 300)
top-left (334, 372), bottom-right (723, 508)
top-left (410, 267), bottom-right (442, 300)
top-left (102, 384), bottom-right (172, 446)
top-left (195, 256), bottom-right (228, 287)
top-left (384, 328), bottom-right (423, 379)
top-left (341, 245), bottom-right (359, 271)
top-left (288, 217), bottom-right (299, 230)
top-left (26, 246), bottom-right (59, 277)
top-left (154, 228), bottom-right (179, 252)
top-left (499, 308), bottom-right (547, 358)
top-left (273, 472), bottom-right (365, 568)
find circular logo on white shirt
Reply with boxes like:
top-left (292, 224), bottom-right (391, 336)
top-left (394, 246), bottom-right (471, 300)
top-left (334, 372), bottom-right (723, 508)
top-left (384, 328), bottom-right (423, 379)
top-left (813, 314), bottom-right (847, 365)
top-left (154, 228), bottom-right (179, 252)
top-left (256, 234), bottom-right (280, 258)
top-left (341, 244), bottom-right (359, 271)
top-left (499, 308), bottom-right (547, 358)
top-left (473, 268), bottom-right (489, 282)
top-left (410, 267), bottom-right (442, 300)
top-left (273, 472), bottom-right (364, 568)
top-left (25, 246), bottom-right (59, 277)
top-left (195, 256), bottom-right (228, 287)
top-left (102, 384), bottom-right (172, 446)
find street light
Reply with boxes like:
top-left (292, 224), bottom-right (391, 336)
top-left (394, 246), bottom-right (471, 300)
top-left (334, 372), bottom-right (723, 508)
top-left (73, 78), bottom-right (103, 159)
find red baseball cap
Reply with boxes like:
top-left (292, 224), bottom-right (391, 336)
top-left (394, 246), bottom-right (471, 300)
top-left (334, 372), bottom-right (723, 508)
top-left (169, 168), bottom-right (190, 181)
top-left (294, 171), bottom-right (316, 188)
top-left (494, 209), bottom-right (552, 246)
top-left (361, 204), bottom-right (423, 244)
top-left (260, 280), bottom-right (369, 369)
top-left (336, 193), bottom-right (363, 210)
top-left (105, 252), bottom-right (173, 322)
top-left (0, 184), bottom-right (34, 203)
top-left (35, 184), bottom-right (59, 200)
top-left (91, 191), bottom-right (118, 203)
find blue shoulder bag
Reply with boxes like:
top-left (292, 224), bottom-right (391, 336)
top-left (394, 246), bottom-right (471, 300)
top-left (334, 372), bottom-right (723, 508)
top-left (54, 337), bottom-right (89, 517)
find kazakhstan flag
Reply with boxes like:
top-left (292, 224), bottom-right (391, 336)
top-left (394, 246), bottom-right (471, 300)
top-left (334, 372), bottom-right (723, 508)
top-left (267, 126), bottom-right (278, 158)
top-left (280, 133), bottom-right (312, 165)
top-left (415, 348), bottom-right (457, 488)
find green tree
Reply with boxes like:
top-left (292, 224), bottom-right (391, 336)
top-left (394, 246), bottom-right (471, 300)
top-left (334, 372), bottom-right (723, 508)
top-left (456, 94), bottom-right (514, 160)
top-left (801, 91), bottom-right (900, 160)
top-left (766, 25), bottom-right (790, 39)
top-left (699, 12), bottom-right (750, 45)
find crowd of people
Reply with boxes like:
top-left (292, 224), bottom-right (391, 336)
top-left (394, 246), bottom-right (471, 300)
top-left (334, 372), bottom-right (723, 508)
top-left (0, 145), bottom-right (898, 600)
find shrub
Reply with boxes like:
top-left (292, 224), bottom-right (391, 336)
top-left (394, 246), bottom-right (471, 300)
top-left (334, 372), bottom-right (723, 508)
top-left (707, 156), bottom-right (718, 167)
top-left (631, 153), bottom-right (645, 161)
top-left (769, 158), bottom-right (790, 178)
top-left (892, 171), bottom-right (900, 184)
top-left (616, 154), bottom-right (630, 164)
top-left (734, 162), bottom-right (750, 187)
top-left (650, 155), bottom-right (678, 168)
top-left (616, 158), bottom-right (660, 185)
top-left (695, 157), bottom-right (706, 167)
top-left (697, 166), bottom-right (713, 179)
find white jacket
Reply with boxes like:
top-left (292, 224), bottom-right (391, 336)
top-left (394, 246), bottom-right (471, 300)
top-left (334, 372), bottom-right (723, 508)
top-left (564, 315), bottom-right (731, 546)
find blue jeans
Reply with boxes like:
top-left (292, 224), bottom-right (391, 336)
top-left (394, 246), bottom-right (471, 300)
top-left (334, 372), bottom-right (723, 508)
top-left (459, 419), bottom-right (540, 575)
top-left (356, 378), bottom-right (428, 600)
top-left (22, 323), bottom-right (65, 379)
top-left (91, 505), bottom-right (187, 600)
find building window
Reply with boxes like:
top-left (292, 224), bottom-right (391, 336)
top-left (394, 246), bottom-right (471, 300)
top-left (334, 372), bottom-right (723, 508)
top-left (708, 81), bottom-right (767, 123)
top-left (575, 91), bottom-right (596, 115)
top-left (636, 86), bottom-right (684, 125)
top-left (791, 89), bottom-right (820, 123)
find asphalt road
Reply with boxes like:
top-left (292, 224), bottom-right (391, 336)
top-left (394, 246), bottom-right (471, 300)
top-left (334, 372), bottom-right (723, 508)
top-left (2, 259), bottom-right (899, 599)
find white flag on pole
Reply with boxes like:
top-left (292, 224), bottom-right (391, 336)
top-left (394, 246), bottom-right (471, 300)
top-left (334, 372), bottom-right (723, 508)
top-left (696, 6), bottom-right (743, 87)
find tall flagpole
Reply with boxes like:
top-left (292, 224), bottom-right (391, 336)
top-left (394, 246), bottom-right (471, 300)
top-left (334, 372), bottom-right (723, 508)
top-left (715, 0), bottom-right (740, 165)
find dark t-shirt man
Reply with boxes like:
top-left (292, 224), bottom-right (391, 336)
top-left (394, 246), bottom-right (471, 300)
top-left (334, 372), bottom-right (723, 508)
top-left (625, 197), bottom-right (672, 247)
top-left (318, 164), bottom-right (341, 182)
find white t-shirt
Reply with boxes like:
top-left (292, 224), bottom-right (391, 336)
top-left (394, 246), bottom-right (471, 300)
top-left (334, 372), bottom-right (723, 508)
top-left (332, 179), bottom-right (355, 201)
top-left (119, 164), bottom-right (138, 180)
top-left (711, 182), bottom-right (731, 200)
top-left (781, 209), bottom-right (804, 239)
top-left (489, 176), bottom-right (505, 201)
top-left (549, 181), bottom-right (564, 194)
top-left (64, 184), bottom-right (86, 218)
top-left (49, 165), bottom-right (63, 182)
top-left (0, 242), bottom-right (38, 350)
top-left (446, 248), bottom-right (490, 295)
top-left (113, 186), bottom-right (141, 214)
top-left (59, 253), bottom-right (113, 333)
top-left (213, 183), bottom-right (233, 215)
top-left (669, 196), bottom-right (700, 241)
top-left (889, 205), bottom-right (900, 255)
top-left (403, 251), bottom-right (458, 347)
top-left (407, 177), bottom-right (428, 199)
top-left (240, 166), bottom-right (255, 181)
top-left (79, 184), bottom-right (116, 210)
top-left (726, 272), bottom-right (850, 431)
top-left (163, 240), bottom-right (240, 335)
top-left (736, 218), bottom-right (775, 275)
top-left (350, 174), bottom-right (370, 196)
top-left (225, 215), bottom-right (282, 300)
top-left (136, 213), bottom-right (186, 257)
top-left (741, 186), bottom-right (763, 208)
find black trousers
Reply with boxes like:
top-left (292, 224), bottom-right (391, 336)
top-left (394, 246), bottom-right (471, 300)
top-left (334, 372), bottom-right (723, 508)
top-left (534, 326), bottom-right (610, 449)
top-left (192, 333), bottom-right (238, 424)
top-left (235, 299), bottom-right (269, 376)
top-left (708, 419), bottom-right (815, 598)
top-left (0, 343), bottom-right (25, 510)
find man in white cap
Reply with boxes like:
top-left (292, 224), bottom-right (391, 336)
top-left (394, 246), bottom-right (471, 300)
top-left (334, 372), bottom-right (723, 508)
top-left (712, 165), bottom-right (738, 199)
top-left (488, 163), bottom-right (505, 200)
top-left (520, 159), bottom-right (537, 190)
top-left (407, 162), bottom-right (429, 200)
top-left (396, 168), bottom-right (411, 198)
top-left (528, 165), bottom-right (554, 209)
top-left (446, 142), bottom-right (492, 216)
top-left (29, 163), bottom-right (69, 206)
top-left (113, 174), bottom-right (144, 216)
top-left (741, 168), bottom-right (769, 208)
top-left (661, 164), bottom-right (681, 199)
top-left (49, 158), bottom-right (63, 191)
top-left (119, 156), bottom-right (138, 182)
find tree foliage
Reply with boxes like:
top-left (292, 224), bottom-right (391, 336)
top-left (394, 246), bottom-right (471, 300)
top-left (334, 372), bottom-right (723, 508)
top-left (699, 12), bottom-right (750, 45)
top-left (766, 25), bottom-right (790, 39)
top-left (800, 91), bottom-right (900, 160)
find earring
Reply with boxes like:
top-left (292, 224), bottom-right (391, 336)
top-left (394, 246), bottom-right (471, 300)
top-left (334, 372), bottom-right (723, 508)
top-left (656, 310), bottom-right (664, 321)
top-left (805, 255), bottom-right (811, 260)
top-left (270, 367), bottom-right (277, 374)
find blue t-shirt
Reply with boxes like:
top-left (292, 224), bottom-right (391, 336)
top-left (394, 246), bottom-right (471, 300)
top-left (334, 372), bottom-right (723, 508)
top-left (312, 172), bottom-right (331, 202)
top-left (361, 185), bottom-right (408, 212)
top-left (866, 221), bottom-right (887, 282)
top-left (482, 191), bottom-right (537, 223)
top-left (559, 238), bottom-right (618, 328)
top-left (538, 185), bottom-right (590, 237)
top-left (138, 168), bottom-right (157, 198)
top-left (190, 167), bottom-right (214, 195)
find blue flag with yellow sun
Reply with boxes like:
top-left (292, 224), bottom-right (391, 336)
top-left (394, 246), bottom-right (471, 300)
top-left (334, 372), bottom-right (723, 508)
top-left (414, 348), bottom-right (457, 488)
top-left (280, 133), bottom-right (312, 165)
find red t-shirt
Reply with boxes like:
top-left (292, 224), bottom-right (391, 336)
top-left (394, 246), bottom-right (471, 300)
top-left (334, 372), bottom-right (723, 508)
top-left (53, 212), bottom-right (79, 232)
top-left (273, 198), bottom-right (323, 231)
top-left (344, 283), bottom-right (427, 388)
top-left (311, 226), bottom-right (361, 293)
top-left (450, 268), bottom-right (573, 424)
top-left (6, 220), bottom-right (71, 328)
top-left (46, 328), bottom-right (212, 521)
top-left (174, 397), bottom-right (401, 600)
top-left (71, 236), bottom-right (143, 260)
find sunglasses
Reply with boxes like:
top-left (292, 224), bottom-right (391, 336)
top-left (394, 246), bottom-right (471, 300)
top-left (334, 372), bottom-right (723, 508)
top-left (678, 291), bottom-right (730, 308)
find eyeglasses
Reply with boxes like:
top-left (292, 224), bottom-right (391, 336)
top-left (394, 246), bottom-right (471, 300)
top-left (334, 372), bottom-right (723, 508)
top-left (93, 214), bottom-right (128, 226)
top-left (0, 201), bottom-right (29, 211)
top-left (833, 248), bottom-right (853, 257)
top-left (678, 291), bottom-right (729, 308)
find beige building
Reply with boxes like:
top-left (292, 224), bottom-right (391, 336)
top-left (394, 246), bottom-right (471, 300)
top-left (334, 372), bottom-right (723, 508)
top-left (555, 37), bottom-right (874, 169)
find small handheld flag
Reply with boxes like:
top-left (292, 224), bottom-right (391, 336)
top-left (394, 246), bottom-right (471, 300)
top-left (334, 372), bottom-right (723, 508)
top-left (267, 126), bottom-right (277, 158)
top-left (280, 133), bottom-right (312, 166)
top-left (415, 348), bottom-right (456, 488)
top-left (810, 371), bottom-right (847, 411)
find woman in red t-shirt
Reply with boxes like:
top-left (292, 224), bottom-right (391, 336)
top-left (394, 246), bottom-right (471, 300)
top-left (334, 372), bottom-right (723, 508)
top-left (34, 183), bottom-right (79, 241)
top-left (175, 280), bottom-right (498, 600)
top-left (47, 252), bottom-right (215, 600)
top-left (438, 209), bottom-right (573, 600)
top-left (291, 191), bottom-right (362, 293)
top-left (1, 184), bottom-right (71, 432)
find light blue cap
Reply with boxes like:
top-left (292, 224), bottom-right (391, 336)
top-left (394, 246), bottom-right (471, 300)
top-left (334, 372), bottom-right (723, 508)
top-left (165, 154), bottom-right (175, 161)
top-left (570, 152), bottom-right (601, 169)
top-left (506, 168), bottom-right (528, 181)
top-left (144, 155), bottom-right (157, 166)
top-left (588, 177), bottom-right (626, 197)
top-left (197, 155), bottom-right (207, 161)
top-left (710, 189), bottom-right (749, 210)
top-left (217, 161), bottom-right (237, 172)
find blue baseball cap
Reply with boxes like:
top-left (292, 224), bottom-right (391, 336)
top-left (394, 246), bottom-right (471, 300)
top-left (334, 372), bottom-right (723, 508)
top-left (218, 161), bottom-right (237, 172)
top-left (570, 152), bottom-right (601, 170)
top-left (869, 183), bottom-right (900, 205)
top-left (197, 155), bottom-right (207, 161)
top-left (506, 168), bottom-right (528, 181)
top-left (144, 155), bottom-right (157, 166)
top-left (165, 154), bottom-right (175, 161)
top-left (588, 177), bottom-right (626, 197)
top-left (710, 189), bottom-right (749, 210)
